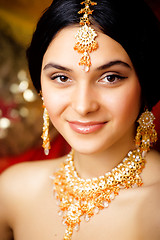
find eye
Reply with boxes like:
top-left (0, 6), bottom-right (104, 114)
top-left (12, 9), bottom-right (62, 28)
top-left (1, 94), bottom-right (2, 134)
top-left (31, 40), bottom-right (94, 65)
top-left (50, 74), bottom-right (71, 83)
top-left (99, 74), bottom-right (127, 85)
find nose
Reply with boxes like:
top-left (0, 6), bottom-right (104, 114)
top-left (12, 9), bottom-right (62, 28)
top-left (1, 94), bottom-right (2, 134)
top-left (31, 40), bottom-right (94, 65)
top-left (71, 83), bottom-right (99, 116)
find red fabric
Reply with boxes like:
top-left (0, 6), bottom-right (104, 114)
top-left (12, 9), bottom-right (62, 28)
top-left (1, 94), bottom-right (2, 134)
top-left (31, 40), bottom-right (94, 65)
top-left (153, 101), bottom-right (160, 152)
top-left (0, 101), bottom-right (160, 174)
top-left (0, 134), bottom-right (71, 173)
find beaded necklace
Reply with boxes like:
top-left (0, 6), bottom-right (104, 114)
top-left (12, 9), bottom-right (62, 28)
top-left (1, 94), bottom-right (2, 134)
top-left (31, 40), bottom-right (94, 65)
top-left (51, 148), bottom-right (145, 240)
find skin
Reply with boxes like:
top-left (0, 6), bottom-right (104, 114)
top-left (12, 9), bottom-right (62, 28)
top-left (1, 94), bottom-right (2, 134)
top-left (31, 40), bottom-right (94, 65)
top-left (0, 26), bottom-right (160, 240)
top-left (41, 26), bottom-right (141, 177)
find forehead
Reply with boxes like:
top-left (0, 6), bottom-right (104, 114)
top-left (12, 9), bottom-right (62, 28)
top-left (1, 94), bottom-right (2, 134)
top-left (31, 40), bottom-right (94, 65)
top-left (42, 26), bottom-right (133, 70)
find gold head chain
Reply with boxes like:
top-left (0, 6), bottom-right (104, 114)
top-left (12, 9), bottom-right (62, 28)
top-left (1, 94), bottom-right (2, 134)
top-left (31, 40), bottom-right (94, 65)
top-left (74, 0), bottom-right (98, 72)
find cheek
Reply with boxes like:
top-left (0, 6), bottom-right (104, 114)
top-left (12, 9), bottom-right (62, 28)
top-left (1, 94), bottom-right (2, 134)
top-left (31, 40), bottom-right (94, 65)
top-left (102, 79), bottom-right (141, 124)
top-left (118, 90), bottom-right (140, 124)
top-left (41, 85), bottom-right (70, 125)
top-left (44, 94), bottom-right (64, 118)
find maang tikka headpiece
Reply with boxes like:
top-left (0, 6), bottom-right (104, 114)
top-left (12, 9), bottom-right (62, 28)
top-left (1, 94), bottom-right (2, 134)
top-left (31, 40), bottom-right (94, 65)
top-left (74, 0), bottom-right (98, 72)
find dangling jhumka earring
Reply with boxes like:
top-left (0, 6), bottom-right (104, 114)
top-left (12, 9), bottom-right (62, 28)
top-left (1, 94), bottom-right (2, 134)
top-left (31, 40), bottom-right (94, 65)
top-left (74, 0), bottom-right (98, 72)
top-left (41, 99), bottom-right (51, 156)
top-left (135, 109), bottom-right (157, 156)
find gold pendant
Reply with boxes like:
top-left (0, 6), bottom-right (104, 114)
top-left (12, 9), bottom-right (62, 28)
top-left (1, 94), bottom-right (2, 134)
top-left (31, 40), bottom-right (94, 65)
top-left (74, 0), bottom-right (98, 72)
top-left (74, 24), bottom-right (98, 72)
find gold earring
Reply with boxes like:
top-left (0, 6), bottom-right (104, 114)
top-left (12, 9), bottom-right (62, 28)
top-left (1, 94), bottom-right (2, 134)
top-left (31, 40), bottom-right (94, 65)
top-left (41, 103), bottom-right (51, 155)
top-left (135, 109), bottom-right (157, 155)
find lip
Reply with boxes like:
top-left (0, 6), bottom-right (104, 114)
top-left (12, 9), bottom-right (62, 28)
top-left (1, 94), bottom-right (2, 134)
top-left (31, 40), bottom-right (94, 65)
top-left (68, 121), bottom-right (107, 134)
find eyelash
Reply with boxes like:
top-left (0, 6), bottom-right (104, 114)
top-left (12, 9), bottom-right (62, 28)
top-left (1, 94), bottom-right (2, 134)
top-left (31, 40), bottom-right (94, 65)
top-left (50, 74), bottom-right (71, 83)
top-left (50, 73), bottom-right (127, 85)
top-left (98, 74), bottom-right (127, 85)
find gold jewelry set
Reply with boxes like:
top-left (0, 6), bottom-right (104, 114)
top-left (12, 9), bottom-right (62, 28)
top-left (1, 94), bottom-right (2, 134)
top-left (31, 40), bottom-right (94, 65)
top-left (40, 1), bottom-right (158, 240)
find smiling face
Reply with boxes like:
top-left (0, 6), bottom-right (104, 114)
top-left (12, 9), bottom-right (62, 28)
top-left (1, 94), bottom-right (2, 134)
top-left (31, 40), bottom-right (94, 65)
top-left (41, 26), bottom-right (141, 154)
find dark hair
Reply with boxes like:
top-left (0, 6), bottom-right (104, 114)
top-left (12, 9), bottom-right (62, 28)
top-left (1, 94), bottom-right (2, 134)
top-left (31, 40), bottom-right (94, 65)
top-left (27, 0), bottom-right (160, 110)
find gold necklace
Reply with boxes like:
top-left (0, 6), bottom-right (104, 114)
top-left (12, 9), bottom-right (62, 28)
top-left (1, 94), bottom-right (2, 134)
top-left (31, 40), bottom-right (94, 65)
top-left (51, 148), bottom-right (145, 240)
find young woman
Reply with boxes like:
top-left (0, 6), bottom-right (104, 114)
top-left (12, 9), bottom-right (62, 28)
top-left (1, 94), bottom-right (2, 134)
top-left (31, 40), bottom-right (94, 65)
top-left (0, 0), bottom-right (160, 239)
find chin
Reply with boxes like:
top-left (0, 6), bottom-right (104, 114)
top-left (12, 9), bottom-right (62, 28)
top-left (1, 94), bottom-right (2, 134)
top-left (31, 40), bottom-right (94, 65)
top-left (68, 138), bottom-right (114, 155)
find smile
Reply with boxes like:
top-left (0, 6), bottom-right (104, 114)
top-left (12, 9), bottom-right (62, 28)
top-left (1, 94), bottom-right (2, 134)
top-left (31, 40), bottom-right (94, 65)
top-left (68, 121), bottom-right (107, 134)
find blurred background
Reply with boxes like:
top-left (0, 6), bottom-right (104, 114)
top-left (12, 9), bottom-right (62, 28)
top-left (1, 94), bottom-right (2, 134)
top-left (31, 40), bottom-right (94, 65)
top-left (0, 0), bottom-right (160, 173)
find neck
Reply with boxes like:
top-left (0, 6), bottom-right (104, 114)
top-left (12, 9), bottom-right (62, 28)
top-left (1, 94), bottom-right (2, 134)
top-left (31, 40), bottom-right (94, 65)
top-left (74, 132), bottom-right (136, 179)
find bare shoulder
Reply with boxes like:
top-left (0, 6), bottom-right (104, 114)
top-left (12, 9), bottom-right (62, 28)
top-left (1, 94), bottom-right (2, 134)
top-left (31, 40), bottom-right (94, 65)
top-left (142, 150), bottom-right (160, 235)
top-left (0, 156), bottom-right (65, 190)
top-left (0, 156), bottom-right (65, 210)
top-left (0, 157), bottom-right (66, 239)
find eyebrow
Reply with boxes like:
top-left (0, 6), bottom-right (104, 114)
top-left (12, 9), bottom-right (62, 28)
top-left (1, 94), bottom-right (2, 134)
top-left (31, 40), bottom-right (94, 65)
top-left (96, 60), bottom-right (132, 71)
top-left (43, 60), bottom-right (131, 72)
top-left (43, 63), bottom-right (72, 72)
